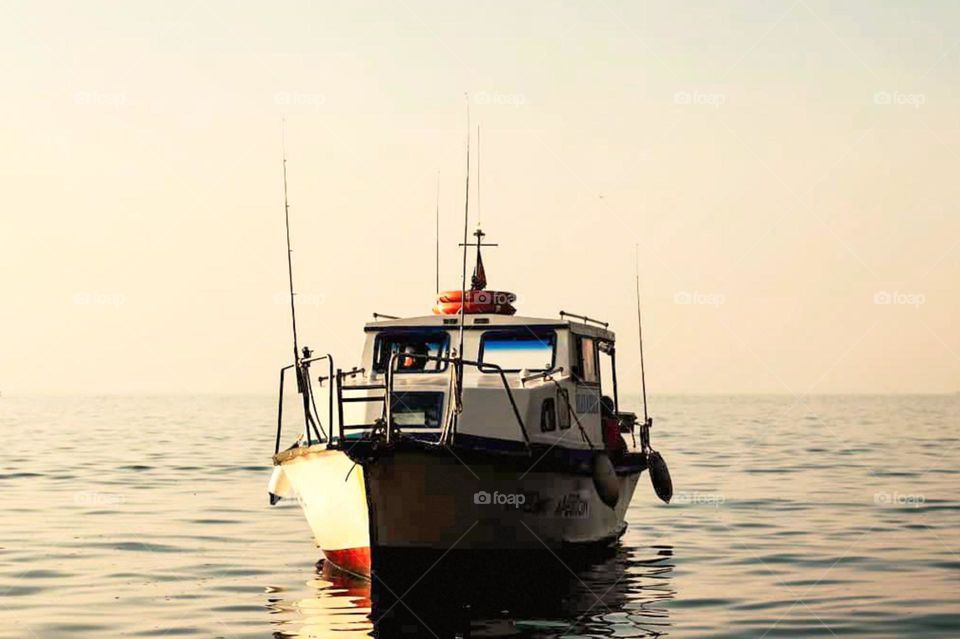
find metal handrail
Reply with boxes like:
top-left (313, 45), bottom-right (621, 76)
top-left (521, 367), bottom-right (563, 386)
top-left (335, 367), bottom-right (386, 441)
top-left (385, 352), bottom-right (532, 451)
top-left (274, 353), bottom-right (335, 456)
top-left (559, 310), bottom-right (609, 328)
top-left (274, 364), bottom-right (295, 455)
top-left (302, 353), bottom-right (334, 444)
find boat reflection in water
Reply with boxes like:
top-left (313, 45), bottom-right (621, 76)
top-left (267, 562), bottom-right (373, 639)
top-left (269, 544), bottom-right (675, 638)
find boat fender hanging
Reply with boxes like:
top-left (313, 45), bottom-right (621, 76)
top-left (640, 418), bottom-right (672, 504)
top-left (267, 466), bottom-right (293, 506)
top-left (592, 452), bottom-right (619, 509)
top-left (647, 450), bottom-right (673, 504)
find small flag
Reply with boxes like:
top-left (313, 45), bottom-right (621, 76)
top-left (471, 251), bottom-right (487, 290)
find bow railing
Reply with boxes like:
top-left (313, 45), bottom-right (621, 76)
top-left (274, 353), bottom-right (335, 455)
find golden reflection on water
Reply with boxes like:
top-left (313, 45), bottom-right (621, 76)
top-left (272, 546), bottom-right (675, 638)
top-left (267, 565), bottom-right (371, 638)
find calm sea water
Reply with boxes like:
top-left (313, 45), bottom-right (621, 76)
top-left (1, 395), bottom-right (957, 638)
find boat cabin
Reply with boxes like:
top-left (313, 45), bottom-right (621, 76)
top-left (336, 312), bottom-right (629, 453)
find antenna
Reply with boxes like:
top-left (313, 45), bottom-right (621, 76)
top-left (441, 94), bottom-right (472, 445)
top-left (476, 124), bottom-right (481, 229)
top-left (435, 172), bottom-right (440, 295)
top-left (281, 119), bottom-right (299, 364)
top-left (635, 243), bottom-right (649, 424)
top-left (457, 97), bottom-right (471, 361)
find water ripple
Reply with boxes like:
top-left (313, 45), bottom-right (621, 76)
top-left (0, 395), bottom-right (957, 638)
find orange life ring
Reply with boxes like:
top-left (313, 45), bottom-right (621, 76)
top-left (432, 301), bottom-right (517, 315)
top-left (436, 290), bottom-right (516, 304)
top-left (436, 290), bottom-right (463, 303)
top-left (432, 290), bottom-right (517, 315)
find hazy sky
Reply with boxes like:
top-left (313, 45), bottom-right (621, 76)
top-left (1, 1), bottom-right (958, 395)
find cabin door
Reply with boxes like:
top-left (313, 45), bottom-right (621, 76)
top-left (570, 335), bottom-right (602, 434)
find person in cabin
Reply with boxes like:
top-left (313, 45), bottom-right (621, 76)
top-left (601, 395), bottom-right (627, 457)
top-left (399, 342), bottom-right (429, 372)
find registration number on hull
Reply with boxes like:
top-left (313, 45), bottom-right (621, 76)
top-left (554, 491), bottom-right (590, 519)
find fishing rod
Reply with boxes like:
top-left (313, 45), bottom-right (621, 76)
top-left (634, 243), bottom-right (672, 503)
top-left (282, 120), bottom-right (299, 365)
top-left (635, 244), bottom-right (649, 425)
top-left (281, 120), bottom-right (323, 444)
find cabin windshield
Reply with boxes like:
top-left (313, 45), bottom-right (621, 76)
top-left (373, 330), bottom-right (450, 373)
top-left (479, 329), bottom-right (556, 372)
top-left (390, 391), bottom-right (444, 428)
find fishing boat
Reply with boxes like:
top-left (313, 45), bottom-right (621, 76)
top-left (338, 230), bottom-right (671, 558)
top-left (270, 229), bottom-right (671, 571)
top-left (268, 127), bottom-right (671, 575)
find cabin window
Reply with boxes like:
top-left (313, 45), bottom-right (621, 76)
top-left (373, 331), bottom-right (449, 373)
top-left (389, 392), bottom-right (444, 429)
top-left (540, 398), bottom-right (557, 432)
top-left (572, 336), bottom-right (600, 384)
top-left (557, 387), bottom-right (571, 429)
top-left (478, 330), bottom-right (556, 373)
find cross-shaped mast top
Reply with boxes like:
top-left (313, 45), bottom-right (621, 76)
top-left (459, 227), bottom-right (498, 291)
top-left (458, 227), bottom-right (499, 249)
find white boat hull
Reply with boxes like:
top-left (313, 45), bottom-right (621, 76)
top-left (273, 445), bottom-right (371, 574)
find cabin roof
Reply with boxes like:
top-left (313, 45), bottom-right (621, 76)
top-left (364, 314), bottom-right (616, 340)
